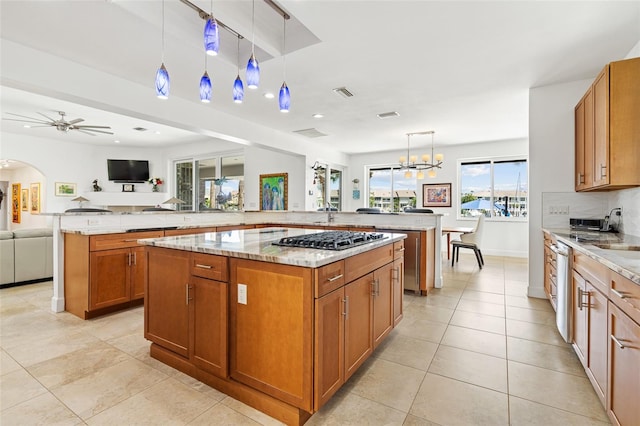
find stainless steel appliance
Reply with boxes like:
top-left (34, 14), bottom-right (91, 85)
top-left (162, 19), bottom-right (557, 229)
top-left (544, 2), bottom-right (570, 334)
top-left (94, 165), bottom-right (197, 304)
top-left (379, 229), bottom-right (420, 293)
top-left (551, 241), bottom-right (572, 342)
top-left (273, 230), bottom-right (385, 250)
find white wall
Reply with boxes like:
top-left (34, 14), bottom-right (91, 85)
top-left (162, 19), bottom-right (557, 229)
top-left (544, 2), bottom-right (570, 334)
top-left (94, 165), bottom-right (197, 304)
top-left (0, 165), bottom-right (49, 230)
top-left (348, 138), bottom-right (529, 257)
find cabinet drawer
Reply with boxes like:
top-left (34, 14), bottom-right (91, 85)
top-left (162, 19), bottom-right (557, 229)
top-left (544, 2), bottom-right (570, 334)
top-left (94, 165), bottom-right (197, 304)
top-left (610, 271), bottom-right (640, 325)
top-left (345, 244), bottom-right (393, 283)
top-left (573, 250), bottom-right (609, 294)
top-left (191, 253), bottom-right (228, 282)
top-left (90, 231), bottom-right (164, 251)
top-left (315, 260), bottom-right (345, 298)
top-left (393, 240), bottom-right (405, 260)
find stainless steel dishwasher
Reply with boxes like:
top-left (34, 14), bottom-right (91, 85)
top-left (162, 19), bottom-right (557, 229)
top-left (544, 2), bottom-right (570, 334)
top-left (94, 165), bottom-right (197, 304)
top-left (551, 241), bottom-right (572, 342)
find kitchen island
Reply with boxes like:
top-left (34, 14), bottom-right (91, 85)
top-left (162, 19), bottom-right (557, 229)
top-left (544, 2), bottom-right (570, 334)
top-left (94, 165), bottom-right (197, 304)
top-left (139, 227), bottom-right (406, 425)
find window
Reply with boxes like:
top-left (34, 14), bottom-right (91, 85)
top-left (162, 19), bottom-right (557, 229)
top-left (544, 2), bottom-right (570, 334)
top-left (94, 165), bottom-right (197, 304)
top-left (367, 167), bottom-right (416, 212)
top-left (174, 153), bottom-right (244, 211)
top-left (459, 158), bottom-right (528, 219)
top-left (314, 165), bottom-right (342, 210)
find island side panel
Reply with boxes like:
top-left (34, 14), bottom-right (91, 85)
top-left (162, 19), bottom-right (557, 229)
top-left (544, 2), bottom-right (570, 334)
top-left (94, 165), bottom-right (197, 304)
top-left (230, 258), bottom-right (314, 412)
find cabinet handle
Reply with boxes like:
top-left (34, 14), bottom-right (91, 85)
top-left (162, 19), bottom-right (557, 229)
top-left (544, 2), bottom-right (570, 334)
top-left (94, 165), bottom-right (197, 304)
top-left (577, 287), bottom-right (583, 310)
top-left (371, 280), bottom-right (376, 297)
top-left (127, 253), bottom-right (131, 266)
top-left (133, 252), bottom-right (137, 266)
top-left (578, 287), bottom-right (590, 310)
top-left (343, 296), bottom-right (349, 317)
top-left (393, 267), bottom-right (400, 282)
top-left (186, 284), bottom-right (192, 305)
top-left (577, 173), bottom-right (584, 186)
top-left (395, 247), bottom-right (405, 253)
top-left (327, 274), bottom-right (344, 282)
top-left (376, 279), bottom-right (380, 296)
top-left (123, 239), bottom-right (138, 242)
top-left (611, 334), bottom-right (626, 350)
top-left (600, 164), bottom-right (606, 179)
top-left (195, 264), bottom-right (213, 269)
top-left (611, 288), bottom-right (627, 299)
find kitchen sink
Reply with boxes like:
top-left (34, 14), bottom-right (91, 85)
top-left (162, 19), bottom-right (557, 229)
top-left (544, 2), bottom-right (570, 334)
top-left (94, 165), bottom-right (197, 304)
top-left (591, 243), bottom-right (640, 260)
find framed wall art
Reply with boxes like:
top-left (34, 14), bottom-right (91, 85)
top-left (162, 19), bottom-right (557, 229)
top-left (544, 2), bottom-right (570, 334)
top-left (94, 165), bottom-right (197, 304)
top-left (55, 182), bottom-right (77, 196)
top-left (30, 182), bottom-right (41, 214)
top-left (21, 189), bottom-right (28, 211)
top-left (12, 183), bottom-right (21, 223)
top-left (259, 173), bottom-right (288, 211)
top-left (422, 183), bottom-right (452, 208)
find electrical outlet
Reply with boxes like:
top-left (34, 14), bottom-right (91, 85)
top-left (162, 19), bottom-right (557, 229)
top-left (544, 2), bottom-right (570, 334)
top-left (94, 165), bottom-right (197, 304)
top-left (87, 219), bottom-right (101, 225)
top-left (183, 216), bottom-right (192, 222)
top-left (238, 284), bottom-right (247, 305)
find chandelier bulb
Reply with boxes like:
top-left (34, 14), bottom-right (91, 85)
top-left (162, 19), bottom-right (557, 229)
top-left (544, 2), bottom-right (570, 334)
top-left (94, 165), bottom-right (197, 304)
top-left (435, 153), bottom-right (444, 162)
top-left (417, 171), bottom-right (425, 180)
top-left (404, 170), bottom-right (413, 179)
top-left (428, 169), bottom-right (437, 178)
top-left (422, 154), bottom-right (430, 163)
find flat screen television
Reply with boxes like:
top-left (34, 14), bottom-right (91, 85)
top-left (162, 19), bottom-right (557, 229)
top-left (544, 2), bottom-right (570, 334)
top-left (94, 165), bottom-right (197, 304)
top-left (107, 159), bottom-right (150, 182)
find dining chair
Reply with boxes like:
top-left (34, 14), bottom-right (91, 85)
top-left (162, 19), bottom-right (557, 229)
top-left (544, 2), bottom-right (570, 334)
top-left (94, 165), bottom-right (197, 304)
top-left (451, 215), bottom-right (485, 269)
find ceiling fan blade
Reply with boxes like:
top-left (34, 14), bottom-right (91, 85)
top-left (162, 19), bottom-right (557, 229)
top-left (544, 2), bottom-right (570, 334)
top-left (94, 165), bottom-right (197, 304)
top-left (68, 118), bottom-right (84, 125)
top-left (37, 112), bottom-right (58, 122)
top-left (4, 112), bottom-right (51, 123)
top-left (76, 129), bottom-right (97, 136)
top-left (75, 128), bottom-right (114, 135)
top-left (76, 125), bottom-right (111, 129)
top-left (3, 117), bottom-right (53, 124)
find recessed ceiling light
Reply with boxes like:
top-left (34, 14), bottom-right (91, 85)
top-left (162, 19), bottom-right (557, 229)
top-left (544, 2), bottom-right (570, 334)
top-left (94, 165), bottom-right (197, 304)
top-left (155, 131), bottom-right (161, 135)
top-left (114, 140), bottom-right (120, 144)
top-left (312, 113), bottom-right (324, 119)
top-left (23, 124), bottom-right (31, 128)
top-left (133, 127), bottom-right (147, 132)
top-left (264, 92), bottom-right (275, 99)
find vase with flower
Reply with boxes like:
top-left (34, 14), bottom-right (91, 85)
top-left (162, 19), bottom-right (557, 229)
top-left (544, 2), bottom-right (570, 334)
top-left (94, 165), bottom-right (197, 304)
top-left (148, 177), bottom-right (163, 192)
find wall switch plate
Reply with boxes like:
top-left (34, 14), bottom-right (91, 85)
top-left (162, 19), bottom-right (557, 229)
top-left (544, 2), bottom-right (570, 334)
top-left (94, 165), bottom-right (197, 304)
top-left (183, 216), bottom-right (192, 222)
top-left (237, 284), bottom-right (247, 305)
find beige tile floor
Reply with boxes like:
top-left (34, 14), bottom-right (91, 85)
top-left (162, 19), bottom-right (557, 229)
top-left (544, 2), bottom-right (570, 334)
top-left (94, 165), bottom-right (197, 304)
top-left (0, 254), bottom-right (610, 425)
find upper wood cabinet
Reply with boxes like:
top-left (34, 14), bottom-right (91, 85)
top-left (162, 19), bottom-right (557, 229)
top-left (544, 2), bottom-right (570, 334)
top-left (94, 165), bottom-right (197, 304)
top-left (575, 57), bottom-right (640, 191)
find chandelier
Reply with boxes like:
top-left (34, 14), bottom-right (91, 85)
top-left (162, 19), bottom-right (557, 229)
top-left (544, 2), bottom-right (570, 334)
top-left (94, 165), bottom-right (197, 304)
top-left (399, 131), bottom-right (444, 179)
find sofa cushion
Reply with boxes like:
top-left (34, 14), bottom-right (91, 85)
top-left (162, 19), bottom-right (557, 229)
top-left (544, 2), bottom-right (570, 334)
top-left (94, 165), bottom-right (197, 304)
top-left (12, 228), bottom-right (53, 239)
top-left (0, 230), bottom-right (13, 240)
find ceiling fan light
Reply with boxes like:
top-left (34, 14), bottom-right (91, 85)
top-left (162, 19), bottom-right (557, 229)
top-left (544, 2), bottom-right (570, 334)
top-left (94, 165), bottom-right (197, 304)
top-left (233, 75), bottom-right (244, 103)
top-left (155, 63), bottom-right (170, 99)
top-left (200, 71), bottom-right (212, 103)
top-left (204, 18), bottom-right (219, 56)
top-left (279, 82), bottom-right (290, 112)
top-left (246, 54), bottom-right (260, 89)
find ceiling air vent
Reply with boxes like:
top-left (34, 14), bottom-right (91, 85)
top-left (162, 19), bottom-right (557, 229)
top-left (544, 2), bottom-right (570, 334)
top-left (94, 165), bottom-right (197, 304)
top-left (332, 87), bottom-right (354, 98)
top-left (377, 111), bottom-right (400, 119)
top-left (293, 128), bottom-right (328, 138)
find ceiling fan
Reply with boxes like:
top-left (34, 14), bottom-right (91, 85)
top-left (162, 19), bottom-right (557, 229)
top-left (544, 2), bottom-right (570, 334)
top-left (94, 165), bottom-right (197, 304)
top-left (3, 111), bottom-right (113, 136)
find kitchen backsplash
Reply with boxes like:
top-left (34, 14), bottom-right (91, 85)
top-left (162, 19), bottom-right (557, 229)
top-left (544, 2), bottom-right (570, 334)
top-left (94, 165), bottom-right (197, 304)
top-left (542, 188), bottom-right (640, 236)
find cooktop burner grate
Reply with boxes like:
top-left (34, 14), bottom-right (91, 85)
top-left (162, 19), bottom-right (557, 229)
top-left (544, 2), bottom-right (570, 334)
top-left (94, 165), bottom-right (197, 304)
top-left (273, 231), bottom-right (386, 251)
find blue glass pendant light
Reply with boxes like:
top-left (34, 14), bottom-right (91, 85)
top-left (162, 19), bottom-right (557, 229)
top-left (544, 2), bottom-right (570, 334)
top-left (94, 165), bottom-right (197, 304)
top-left (233, 35), bottom-right (244, 103)
top-left (200, 71), bottom-right (212, 103)
top-left (156, 63), bottom-right (170, 99)
top-left (155, 0), bottom-right (169, 99)
top-left (278, 14), bottom-right (290, 112)
top-left (279, 83), bottom-right (290, 112)
top-left (246, 0), bottom-right (260, 89)
top-left (204, 1), bottom-right (219, 56)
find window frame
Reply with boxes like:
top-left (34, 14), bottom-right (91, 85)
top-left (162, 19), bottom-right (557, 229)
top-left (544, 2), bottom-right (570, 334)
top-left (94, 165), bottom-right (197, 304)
top-left (365, 164), bottom-right (418, 213)
top-left (456, 155), bottom-right (528, 222)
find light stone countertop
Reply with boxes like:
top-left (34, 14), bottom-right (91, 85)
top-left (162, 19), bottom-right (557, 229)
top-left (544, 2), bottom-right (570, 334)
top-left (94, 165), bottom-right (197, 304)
top-left (543, 228), bottom-right (640, 285)
top-left (137, 227), bottom-right (407, 268)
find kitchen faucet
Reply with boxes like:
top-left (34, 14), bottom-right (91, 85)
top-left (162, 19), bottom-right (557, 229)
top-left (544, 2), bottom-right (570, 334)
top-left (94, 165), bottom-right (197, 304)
top-left (327, 203), bottom-right (335, 223)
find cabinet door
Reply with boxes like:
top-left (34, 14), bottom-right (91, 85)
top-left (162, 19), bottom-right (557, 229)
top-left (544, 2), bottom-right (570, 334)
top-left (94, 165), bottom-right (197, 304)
top-left (575, 89), bottom-right (594, 191)
top-left (130, 246), bottom-right (147, 300)
top-left (314, 288), bottom-right (345, 411)
top-left (89, 248), bottom-right (131, 310)
top-left (393, 257), bottom-right (404, 327)
top-left (593, 65), bottom-right (609, 187)
top-left (572, 270), bottom-right (588, 367)
top-left (344, 273), bottom-right (373, 380)
top-left (608, 302), bottom-right (640, 426)
top-left (145, 248), bottom-right (191, 358)
top-left (587, 283), bottom-right (607, 404)
top-left (373, 262), bottom-right (393, 348)
top-left (191, 276), bottom-right (228, 378)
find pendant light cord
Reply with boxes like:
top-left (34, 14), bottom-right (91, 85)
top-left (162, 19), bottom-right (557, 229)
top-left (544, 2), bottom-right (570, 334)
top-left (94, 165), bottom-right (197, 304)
top-left (282, 17), bottom-right (286, 81)
top-left (237, 35), bottom-right (241, 74)
top-left (251, 0), bottom-right (256, 55)
top-left (161, 0), bottom-right (165, 62)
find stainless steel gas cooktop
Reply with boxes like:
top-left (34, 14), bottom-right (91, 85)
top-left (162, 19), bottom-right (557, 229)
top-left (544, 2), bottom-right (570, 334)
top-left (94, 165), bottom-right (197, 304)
top-left (273, 231), bottom-right (386, 251)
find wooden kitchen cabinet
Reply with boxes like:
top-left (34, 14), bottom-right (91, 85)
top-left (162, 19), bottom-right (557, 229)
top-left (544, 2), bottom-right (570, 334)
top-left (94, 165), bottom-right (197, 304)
top-left (372, 262), bottom-right (394, 349)
top-left (344, 273), bottom-right (374, 380)
top-left (393, 256), bottom-right (405, 326)
top-left (543, 232), bottom-right (558, 309)
top-left (607, 301), bottom-right (640, 426)
top-left (65, 230), bottom-right (163, 319)
top-left (145, 247), bottom-right (228, 378)
top-left (575, 57), bottom-right (640, 191)
top-left (572, 251), bottom-right (609, 405)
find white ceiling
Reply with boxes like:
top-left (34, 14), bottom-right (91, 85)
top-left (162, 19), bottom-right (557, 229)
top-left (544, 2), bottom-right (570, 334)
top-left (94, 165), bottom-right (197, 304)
top-left (1, 1), bottom-right (639, 154)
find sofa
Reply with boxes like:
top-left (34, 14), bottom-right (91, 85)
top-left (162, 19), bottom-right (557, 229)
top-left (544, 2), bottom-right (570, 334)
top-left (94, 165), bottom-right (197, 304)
top-left (0, 228), bottom-right (53, 287)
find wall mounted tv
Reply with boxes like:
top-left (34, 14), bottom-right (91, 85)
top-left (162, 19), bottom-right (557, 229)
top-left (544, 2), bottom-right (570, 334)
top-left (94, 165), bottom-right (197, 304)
top-left (107, 159), bottom-right (150, 182)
